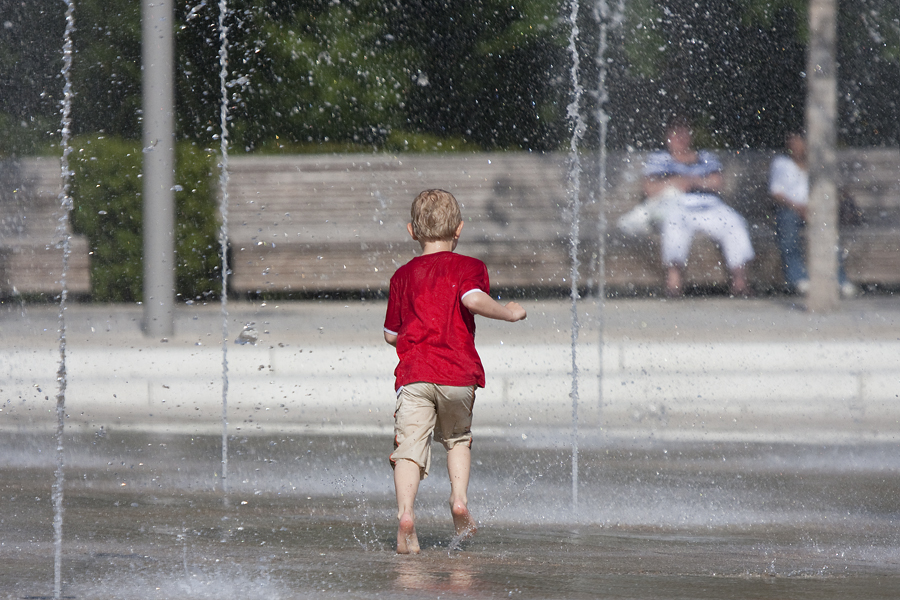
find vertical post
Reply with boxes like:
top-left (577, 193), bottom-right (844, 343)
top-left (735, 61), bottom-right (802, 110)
top-left (805, 0), bottom-right (840, 311)
top-left (142, 0), bottom-right (176, 336)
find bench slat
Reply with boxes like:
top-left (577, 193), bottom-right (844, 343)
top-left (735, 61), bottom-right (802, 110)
top-left (1, 158), bottom-right (92, 295)
top-left (224, 150), bottom-right (899, 294)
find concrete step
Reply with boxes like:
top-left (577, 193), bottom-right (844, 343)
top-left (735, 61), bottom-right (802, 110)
top-left (3, 338), bottom-right (898, 439)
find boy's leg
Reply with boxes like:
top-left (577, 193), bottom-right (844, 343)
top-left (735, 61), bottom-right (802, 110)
top-left (391, 383), bottom-right (439, 554)
top-left (434, 385), bottom-right (477, 539)
top-left (447, 443), bottom-right (477, 538)
top-left (394, 458), bottom-right (421, 554)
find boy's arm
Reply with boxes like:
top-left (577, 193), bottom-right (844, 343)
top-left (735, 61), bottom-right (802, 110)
top-left (461, 291), bottom-right (526, 322)
top-left (384, 331), bottom-right (398, 347)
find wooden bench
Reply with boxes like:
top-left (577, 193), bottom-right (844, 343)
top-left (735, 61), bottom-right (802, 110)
top-left (0, 158), bottom-right (91, 296)
top-left (838, 148), bottom-right (900, 286)
top-left (226, 149), bottom-right (899, 295)
top-left (227, 153), bottom-right (573, 294)
top-left (6, 150), bottom-right (890, 299)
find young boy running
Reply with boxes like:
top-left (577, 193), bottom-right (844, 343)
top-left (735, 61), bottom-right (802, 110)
top-left (383, 189), bottom-right (526, 554)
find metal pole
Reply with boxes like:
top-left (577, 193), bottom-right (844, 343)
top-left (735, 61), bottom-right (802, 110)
top-left (142, 0), bottom-right (176, 336)
top-left (805, 0), bottom-right (840, 312)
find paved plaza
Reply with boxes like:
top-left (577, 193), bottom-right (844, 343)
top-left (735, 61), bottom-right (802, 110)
top-left (1, 294), bottom-right (899, 442)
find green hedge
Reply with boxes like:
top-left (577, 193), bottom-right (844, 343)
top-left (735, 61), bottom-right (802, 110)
top-left (70, 135), bottom-right (221, 302)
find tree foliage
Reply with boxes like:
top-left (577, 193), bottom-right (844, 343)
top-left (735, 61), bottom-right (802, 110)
top-left (70, 135), bottom-right (220, 302)
top-left (0, 0), bottom-right (896, 156)
top-left (0, 1), bottom-right (65, 155)
top-left (605, 0), bottom-right (898, 149)
top-left (171, 0), bottom-right (567, 152)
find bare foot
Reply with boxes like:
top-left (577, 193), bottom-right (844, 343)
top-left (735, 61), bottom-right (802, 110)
top-left (397, 512), bottom-right (420, 554)
top-left (451, 502), bottom-right (477, 539)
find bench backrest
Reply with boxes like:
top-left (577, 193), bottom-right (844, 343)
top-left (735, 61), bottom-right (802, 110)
top-left (226, 153), bottom-right (571, 249)
top-left (225, 148), bottom-right (898, 292)
top-left (0, 158), bottom-right (68, 242)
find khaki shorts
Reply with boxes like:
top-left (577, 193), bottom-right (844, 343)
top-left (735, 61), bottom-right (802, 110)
top-left (390, 382), bottom-right (475, 480)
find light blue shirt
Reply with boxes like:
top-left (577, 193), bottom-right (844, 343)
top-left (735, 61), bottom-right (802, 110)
top-left (643, 150), bottom-right (723, 209)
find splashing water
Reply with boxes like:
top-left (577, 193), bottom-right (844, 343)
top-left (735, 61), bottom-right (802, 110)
top-left (565, 0), bottom-right (587, 510)
top-left (53, 2), bottom-right (77, 598)
top-left (217, 0), bottom-right (232, 501)
top-left (235, 322), bottom-right (259, 345)
top-left (185, 1), bottom-right (208, 23)
top-left (447, 466), bottom-right (550, 553)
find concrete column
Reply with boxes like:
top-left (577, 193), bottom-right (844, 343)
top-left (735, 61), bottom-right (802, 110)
top-left (141, 0), bottom-right (176, 336)
top-left (805, 0), bottom-right (840, 311)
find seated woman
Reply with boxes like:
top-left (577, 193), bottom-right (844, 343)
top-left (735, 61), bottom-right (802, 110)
top-left (642, 117), bottom-right (755, 297)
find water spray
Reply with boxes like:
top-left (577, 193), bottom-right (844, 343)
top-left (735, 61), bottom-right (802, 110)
top-left (565, 0), bottom-right (588, 511)
top-left (53, 2), bottom-right (77, 597)
top-left (217, 0), bottom-right (232, 502)
top-left (591, 0), bottom-right (616, 438)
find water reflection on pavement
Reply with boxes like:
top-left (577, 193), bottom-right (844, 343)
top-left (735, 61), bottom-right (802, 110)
top-left (1, 430), bottom-right (899, 599)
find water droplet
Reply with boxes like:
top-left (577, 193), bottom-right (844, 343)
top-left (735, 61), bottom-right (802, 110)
top-left (235, 323), bottom-right (258, 345)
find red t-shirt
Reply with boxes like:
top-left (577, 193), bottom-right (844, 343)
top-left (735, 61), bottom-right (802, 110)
top-left (384, 251), bottom-right (489, 390)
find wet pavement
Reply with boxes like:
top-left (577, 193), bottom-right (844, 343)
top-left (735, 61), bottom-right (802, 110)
top-left (2, 429), bottom-right (900, 599)
top-left (2, 295), bottom-right (900, 598)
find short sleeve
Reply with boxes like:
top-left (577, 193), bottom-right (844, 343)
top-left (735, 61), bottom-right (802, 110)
top-left (458, 258), bottom-right (490, 299)
top-left (768, 156), bottom-right (790, 195)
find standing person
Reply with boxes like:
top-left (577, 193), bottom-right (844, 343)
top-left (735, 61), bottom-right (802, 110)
top-left (383, 189), bottom-right (527, 554)
top-left (769, 132), bottom-right (856, 297)
top-left (642, 117), bottom-right (755, 296)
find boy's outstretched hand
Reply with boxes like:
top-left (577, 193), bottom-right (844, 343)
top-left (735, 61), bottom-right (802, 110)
top-left (462, 291), bottom-right (526, 322)
top-left (503, 301), bottom-right (527, 322)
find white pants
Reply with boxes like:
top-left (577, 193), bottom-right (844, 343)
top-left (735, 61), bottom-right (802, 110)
top-left (661, 198), bottom-right (755, 269)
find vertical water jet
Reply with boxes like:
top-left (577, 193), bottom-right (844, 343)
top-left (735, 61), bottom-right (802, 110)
top-left (217, 0), bottom-right (232, 500)
top-left (591, 0), bottom-right (618, 432)
top-left (565, 0), bottom-right (587, 510)
top-left (53, 2), bottom-right (77, 597)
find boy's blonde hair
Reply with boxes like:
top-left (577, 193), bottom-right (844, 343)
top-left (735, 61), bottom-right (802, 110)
top-left (410, 189), bottom-right (462, 242)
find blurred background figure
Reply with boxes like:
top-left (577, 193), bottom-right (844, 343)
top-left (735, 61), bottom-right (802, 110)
top-left (642, 117), bottom-right (755, 297)
top-left (768, 132), bottom-right (857, 298)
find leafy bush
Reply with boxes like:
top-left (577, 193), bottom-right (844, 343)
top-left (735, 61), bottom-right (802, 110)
top-left (0, 113), bottom-right (57, 158)
top-left (70, 135), bottom-right (221, 302)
